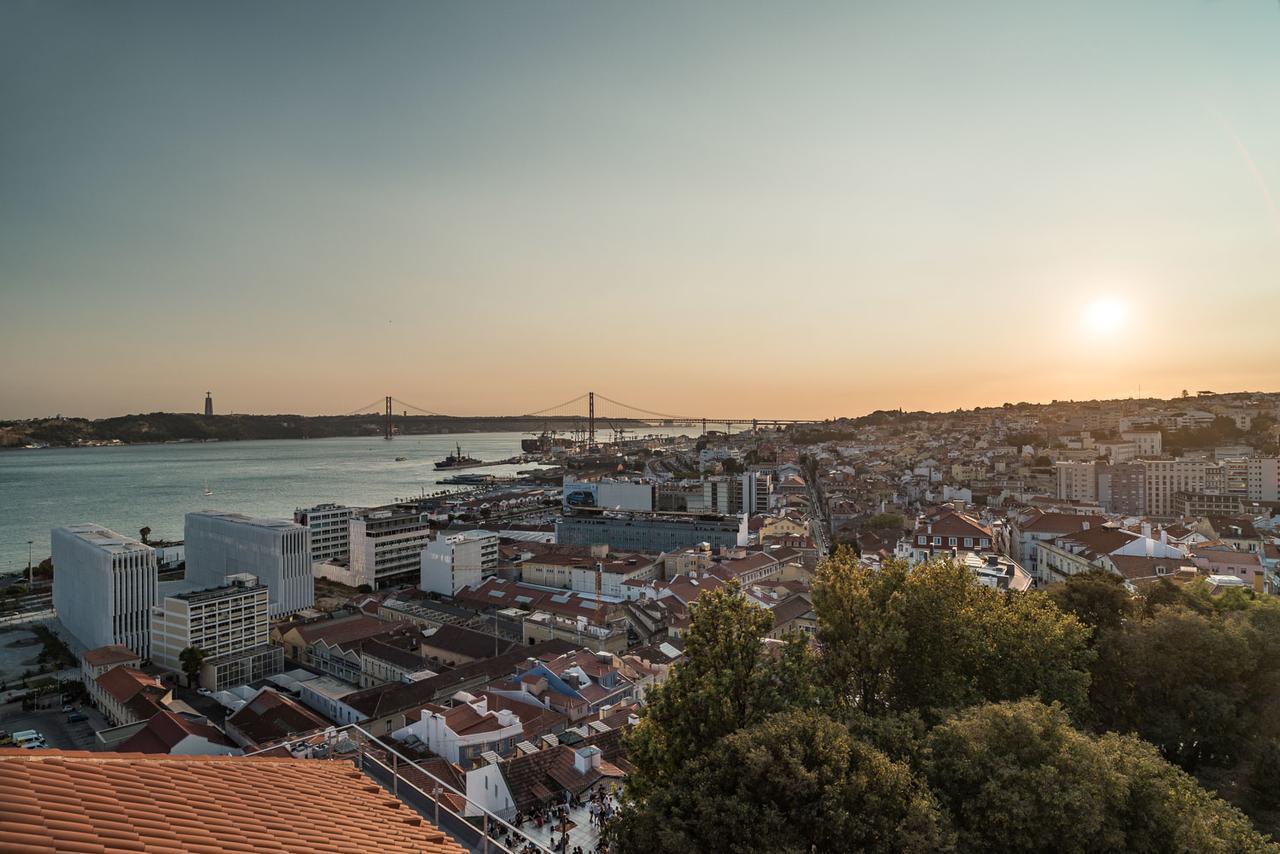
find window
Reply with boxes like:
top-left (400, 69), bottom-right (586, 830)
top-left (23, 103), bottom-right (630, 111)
top-left (980, 538), bottom-right (990, 547)
top-left (948, 537), bottom-right (957, 547)
top-left (932, 537), bottom-right (941, 546)
top-left (963, 537), bottom-right (973, 547)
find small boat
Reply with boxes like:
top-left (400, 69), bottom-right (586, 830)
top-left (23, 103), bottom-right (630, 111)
top-left (434, 443), bottom-right (483, 470)
top-left (395, 456), bottom-right (407, 462)
top-left (202, 480), bottom-right (213, 496)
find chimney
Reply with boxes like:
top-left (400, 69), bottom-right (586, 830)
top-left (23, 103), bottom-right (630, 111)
top-left (1160, 529), bottom-right (1168, 546)
top-left (1141, 522), bottom-right (1152, 539)
top-left (1145, 536), bottom-right (1153, 558)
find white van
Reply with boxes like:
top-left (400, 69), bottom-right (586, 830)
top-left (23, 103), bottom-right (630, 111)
top-left (13, 730), bottom-right (47, 749)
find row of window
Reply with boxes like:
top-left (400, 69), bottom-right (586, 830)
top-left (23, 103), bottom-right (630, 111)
top-left (916, 535), bottom-right (990, 548)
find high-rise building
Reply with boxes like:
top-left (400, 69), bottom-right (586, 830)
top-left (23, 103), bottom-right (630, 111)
top-left (184, 512), bottom-right (313, 617)
top-left (1110, 462), bottom-right (1147, 515)
top-left (294, 503), bottom-right (355, 563)
top-left (1054, 460), bottom-right (1098, 503)
top-left (1246, 458), bottom-right (1280, 502)
top-left (52, 524), bottom-right (158, 657)
top-left (1142, 459), bottom-right (1212, 517)
top-left (149, 573), bottom-right (282, 689)
top-left (204, 392), bottom-right (213, 417)
top-left (348, 505), bottom-right (433, 589)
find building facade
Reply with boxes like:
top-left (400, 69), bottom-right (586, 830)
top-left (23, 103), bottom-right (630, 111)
top-left (52, 524), bottom-right (158, 657)
top-left (349, 505), bottom-right (433, 589)
top-left (149, 573), bottom-right (273, 687)
top-left (184, 512), bottom-right (313, 617)
top-left (420, 530), bottom-right (500, 596)
top-left (294, 503), bottom-right (354, 563)
top-left (556, 511), bottom-right (747, 552)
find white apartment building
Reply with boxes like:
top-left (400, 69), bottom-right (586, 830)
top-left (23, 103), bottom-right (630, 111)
top-left (184, 512), bottom-right (313, 617)
top-left (420, 530), bottom-right (499, 596)
top-left (1055, 460), bottom-right (1097, 503)
top-left (1143, 459), bottom-right (1211, 517)
top-left (1121, 431), bottom-right (1162, 457)
top-left (349, 505), bottom-right (433, 589)
top-left (52, 524), bottom-right (158, 658)
top-left (150, 574), bottom-right (270, 680)
top-left (294, 503), bottom-right (354, 563)
top-left (1247, 458), bottom-right (1280, 502)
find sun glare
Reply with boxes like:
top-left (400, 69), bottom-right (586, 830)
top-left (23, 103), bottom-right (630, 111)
top-left (1084, 298), bottom-right (1128, 334)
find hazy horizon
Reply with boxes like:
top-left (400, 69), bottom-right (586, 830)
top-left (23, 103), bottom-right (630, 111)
top-left (4, 1), bottom-right (1280, 420)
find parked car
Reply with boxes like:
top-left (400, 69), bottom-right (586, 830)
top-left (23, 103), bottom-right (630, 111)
top-left (66, 712), bottom-right (88, 723)
top-left (0, 730), bottom-right (11, 745)
top-left (62, 705), bottom-right (75, 713)
top-left (197, 688), bottom-right (213, 696)
top-left (13, 730), bottom-right (46, 749)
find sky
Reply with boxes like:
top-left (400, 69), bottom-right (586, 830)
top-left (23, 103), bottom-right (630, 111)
top-left (2, 1), bottom-right (1279, 421)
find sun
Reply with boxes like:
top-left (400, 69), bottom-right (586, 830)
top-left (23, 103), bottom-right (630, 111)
top-left (1084, 297), bottom-right (1128, 334)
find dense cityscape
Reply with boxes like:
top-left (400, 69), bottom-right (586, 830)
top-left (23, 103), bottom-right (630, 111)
top-left (5, 1), bottom-right (1280, 851)
top-left (1, 389), bottom-right (1280, 850)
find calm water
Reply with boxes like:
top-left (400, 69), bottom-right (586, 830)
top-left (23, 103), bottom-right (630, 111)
top-left (0, 433), bottom-right (553, 573)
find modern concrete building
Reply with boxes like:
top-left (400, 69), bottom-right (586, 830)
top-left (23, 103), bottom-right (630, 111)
top-left (556, 510), bottom-right (748, 552)
top-left (420, 530), bottom-right (500, 596)
top-left (149, 573), bottom-right (277, 689)
top-left (184, 512), bottom-right (313, 617)
top-left (294, 503), bottom-right (355, 564)
top-left (348, 505), bottom-right (433, 589)
top-left (1055, 460), bottom-right (1098, 504)
top-left (1246, 458), bottom-right (1280, 502)
top-left (52, 524), bottom-right (158, 658)
top-left (1141, 459), bottom-right (1211, 517)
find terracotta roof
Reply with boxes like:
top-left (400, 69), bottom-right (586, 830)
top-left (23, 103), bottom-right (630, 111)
top-left (1017, 512), bottom-right (1109, 535)
top-left (115, 711), bottom-right (237, 754)
top-left (81, 645), bottom-right (139, 668)
top-left (0, 750), bottom-right (466, 853)
top-left (1108, 555), bottom-right (1195, 582)
top-left (291, 614), bottom-right (406, 647)
top-left (95, 667), bottom-right (164, 705)
top-left (420, 623), bottom-right (513, 662)
top-left (226, 688), bottom-right (330, 747)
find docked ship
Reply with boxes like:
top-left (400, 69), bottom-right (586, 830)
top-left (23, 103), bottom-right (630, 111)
top-left (434, 443), bottom-right (483, 470)
top-left (521, 431), bottom-right (574, 454)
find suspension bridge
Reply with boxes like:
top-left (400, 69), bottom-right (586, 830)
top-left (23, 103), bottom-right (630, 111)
top-left (339, 392), bottom-right (824, 442)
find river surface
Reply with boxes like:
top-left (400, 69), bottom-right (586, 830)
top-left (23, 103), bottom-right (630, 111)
top-left (0, 433), bottom-right (587, 573)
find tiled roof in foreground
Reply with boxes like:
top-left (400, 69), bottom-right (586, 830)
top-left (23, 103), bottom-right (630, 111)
top-left (0, 749), bottom-right (467, 854)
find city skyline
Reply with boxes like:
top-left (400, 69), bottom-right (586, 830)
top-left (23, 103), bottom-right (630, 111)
top-left (4, 1), bottom-right (1280, 420)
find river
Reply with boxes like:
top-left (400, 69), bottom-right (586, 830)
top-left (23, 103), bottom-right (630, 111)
top-left (0, 433), bottom-right (567, 574)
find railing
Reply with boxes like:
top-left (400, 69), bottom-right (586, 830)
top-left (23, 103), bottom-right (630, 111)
top-left (247, 724), bottom-right (554, 854)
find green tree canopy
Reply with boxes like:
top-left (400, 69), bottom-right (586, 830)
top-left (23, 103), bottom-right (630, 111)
top-left (925, 699), bottom-right (1276, 853)
top-left (812, 552), bottom-right (1092, 721)
top-left (614, 710), bottom-right (954, 854)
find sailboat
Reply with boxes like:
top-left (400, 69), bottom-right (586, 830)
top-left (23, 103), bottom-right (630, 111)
top-left (203, 480), bottom-right (213, 496)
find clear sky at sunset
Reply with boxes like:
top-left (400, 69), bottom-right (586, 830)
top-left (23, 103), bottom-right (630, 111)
top-left (2, 1), bottom-right (1278, 420)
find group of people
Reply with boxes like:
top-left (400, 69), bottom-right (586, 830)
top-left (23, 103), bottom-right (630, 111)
top-left (506, 786), bottom-right (620, 853)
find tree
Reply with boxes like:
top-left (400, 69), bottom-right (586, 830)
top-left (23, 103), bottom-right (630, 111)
top-left (812, 553), bottom-right (1092, 721)
top-left (866, 511), bottom-right (906, 537)
top-left (1250, 740), bottom-right (1280, 810)
top-left (924, 699), bottom-right (1276, 853)
top-left (623, 581), bottom-right (799, 802)
top-left (178, 645), bottom-right (206, 688)
top-left (1088, 603), bottom-right (1280, 771)
top-left (1047, 569), bottom-right (1134, 637)
top-left (611, 711), bottom-right (954, 854)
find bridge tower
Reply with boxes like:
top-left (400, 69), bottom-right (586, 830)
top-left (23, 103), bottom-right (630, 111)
top-left (384, 396), bottom-right (393, 440)
top-left (588, 391), bottom-right (596, 448)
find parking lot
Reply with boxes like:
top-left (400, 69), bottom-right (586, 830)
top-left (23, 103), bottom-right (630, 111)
top-left (0, 700), bottom-right (108, 750)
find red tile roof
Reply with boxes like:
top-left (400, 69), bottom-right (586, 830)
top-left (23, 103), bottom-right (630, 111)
top-left (115, 710), bottom-right (237, 754)
top-left (0, 750), bottom-right (466, 853)
top-left (95, 667), bottom-right (164, 705)
top-left (81, 645), bottom-right (140, 668)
